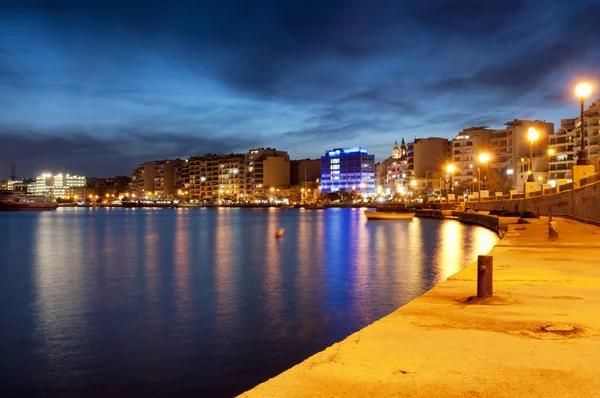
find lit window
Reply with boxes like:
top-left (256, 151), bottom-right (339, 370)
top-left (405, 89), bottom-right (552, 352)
top-left (506, 169), bottom-right (514, 175)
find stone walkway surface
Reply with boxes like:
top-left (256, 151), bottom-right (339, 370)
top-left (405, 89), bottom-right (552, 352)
top-left (240, 218), bottom-right (600, 398)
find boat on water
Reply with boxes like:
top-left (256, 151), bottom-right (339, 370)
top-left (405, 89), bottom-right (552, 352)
top-left (364, 210), bottom-right (415, 220)
top-left (121, 199), bottom-right (177, 208)
top-left (0, 190), bottom-right (58, 211)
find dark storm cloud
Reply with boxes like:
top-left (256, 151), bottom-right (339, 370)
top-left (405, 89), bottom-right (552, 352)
top-left (428, 2), bottom-right (600, 96)
top-left (1, 0), bottom-right (598, 176)
top-left (0, 129), bottom-right (263, 177)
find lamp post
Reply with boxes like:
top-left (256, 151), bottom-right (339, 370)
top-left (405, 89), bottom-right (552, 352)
top-left (477, 153), bottom-right (490, 203)
top-left (575, 82), bottom-right (592, 165)
top-left (527, 127), bottom-right (539, 182)
top-left (446, 164), bottom-right (456, 196)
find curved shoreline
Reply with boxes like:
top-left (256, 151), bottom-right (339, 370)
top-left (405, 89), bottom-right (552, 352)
top-left (240, 216), bottom-right (600, 397)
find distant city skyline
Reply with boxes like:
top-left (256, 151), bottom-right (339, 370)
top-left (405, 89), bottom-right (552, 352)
top-left (1, 0), bottom-right (599, 177)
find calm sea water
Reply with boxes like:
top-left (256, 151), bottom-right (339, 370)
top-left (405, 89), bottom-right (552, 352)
top-left (0, 207), bottom-right (498, 397)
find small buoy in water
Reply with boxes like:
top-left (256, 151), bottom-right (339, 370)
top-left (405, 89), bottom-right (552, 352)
top-left (275, 228), bottom-right (285, 238)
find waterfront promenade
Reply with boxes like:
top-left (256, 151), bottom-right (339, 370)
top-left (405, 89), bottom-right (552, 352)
top-left (241, 218), bottom-right (600, 397)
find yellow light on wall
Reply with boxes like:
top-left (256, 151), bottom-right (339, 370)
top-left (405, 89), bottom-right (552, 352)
top-left (548, 149), bottom-right (556, 156)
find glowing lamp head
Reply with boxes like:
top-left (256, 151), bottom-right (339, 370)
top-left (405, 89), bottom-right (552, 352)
top-left (446, 164), bottom-right (456, 173)
top-left (478, 153), bottom-right (490, 164)
top-left (410, 180), bottom-right (417, 187)
top-left (575, 82), bottom-right (592, 98)
top-left (548, 149), bottom-right (556, 156)
top-left (527, 127), bottom-right (539, 142)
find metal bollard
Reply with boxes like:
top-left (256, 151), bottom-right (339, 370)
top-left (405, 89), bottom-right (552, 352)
top-left (549, 221), bottom-right (559, 240)
top-left (477, 255), bottom-right (493, 298)
top-left (548, 206), bottom-right (552, 223)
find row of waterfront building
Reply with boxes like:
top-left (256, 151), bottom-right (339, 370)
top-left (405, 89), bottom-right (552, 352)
top-left (131, 97), bottom-right (600, 202)
top-left (3, 97), bottom-right (598, 202)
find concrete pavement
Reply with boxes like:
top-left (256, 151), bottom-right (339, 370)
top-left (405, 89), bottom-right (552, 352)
top-left (240, 218), bottom-right (600, 398)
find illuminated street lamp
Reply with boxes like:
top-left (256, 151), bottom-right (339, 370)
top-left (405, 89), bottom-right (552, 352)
top-left (575, 82), bottom-right (592, 165)
top-left (477, 153), bottom-right (490, 203)
top-left (446, 164), bottom-right (456, 194)
top-left (527, 127), bottom-right (539, 182)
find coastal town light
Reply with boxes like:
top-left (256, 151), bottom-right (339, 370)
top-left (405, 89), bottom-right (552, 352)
top-left (446, 164), bottom-right (456, 194)
top-left (575, 82), bottom-right (592, 165)
top-left (575, 82), bottom-right (592, 98)
top-left (478, 153), bottom-right (490, 164)
top-left (477, 154), bottom-right (490, 203)
top-left (527, 127), bottom-right (539, 182)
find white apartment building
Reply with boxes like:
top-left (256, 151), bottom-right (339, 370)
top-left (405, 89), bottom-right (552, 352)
top-left (548, 98), bottom-right (600, 183)
top-left (490, 120), bottom-right (553, 192)
top-left (451, 126), bottom-right (492, 186)
top-left (28, 173), bottom-right (86, 197)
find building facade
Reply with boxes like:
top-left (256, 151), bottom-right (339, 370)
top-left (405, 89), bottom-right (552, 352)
top-left (187, 154), bottom-right (246, 202)
top-left (245, 148), bottom-right (290, 200)
top-left (131, 159), bottom-right (187, 198)
top-left (27, 173), bottom-right (86, 197)
top-left (320, 147), bottom-right (375, 195)
top-left (376, 140), bottom-right (410, 195)
top-left (411, 137), bottom-right (451, 179)
top-left (218, 155), bottom-right (245, 202)
top-left (489, 120), bottom-right (554, 192)
top-left (451, 126), bottom-right (493, 186)
top-left (290, 159), bottom-right (321, 186)
top-left (548, 98), bottom-right (600, 183)
top-left (7, 180), bottom-right (28, 191)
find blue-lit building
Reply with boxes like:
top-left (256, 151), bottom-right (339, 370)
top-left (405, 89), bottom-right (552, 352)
top-left (320, 147), bottom-right (375, 195)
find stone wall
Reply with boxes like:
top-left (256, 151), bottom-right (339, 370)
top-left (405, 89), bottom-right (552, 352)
top-left (472, 180), bottom-right (600, 223)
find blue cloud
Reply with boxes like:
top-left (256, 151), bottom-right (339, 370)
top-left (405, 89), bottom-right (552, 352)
top-left (0, 0), bottom-right (598, 177)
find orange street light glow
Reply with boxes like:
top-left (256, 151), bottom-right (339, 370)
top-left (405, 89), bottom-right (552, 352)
top-left (575, 82), bottom-right (592, 98)
top-left (527, 127), bottom-right (539, 142)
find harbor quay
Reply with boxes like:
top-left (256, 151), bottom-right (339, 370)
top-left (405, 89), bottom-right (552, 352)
top-left (240, 216), bottom-right (600, 398)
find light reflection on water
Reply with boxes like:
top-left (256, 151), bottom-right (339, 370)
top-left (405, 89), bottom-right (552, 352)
top-left (0, 207), bottom-right (499, 397)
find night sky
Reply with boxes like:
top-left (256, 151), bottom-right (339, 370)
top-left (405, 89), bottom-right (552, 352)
top-left (1, 0), bottom-right (599, 177)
